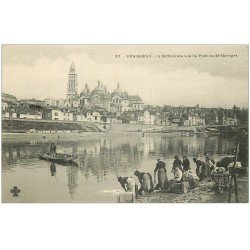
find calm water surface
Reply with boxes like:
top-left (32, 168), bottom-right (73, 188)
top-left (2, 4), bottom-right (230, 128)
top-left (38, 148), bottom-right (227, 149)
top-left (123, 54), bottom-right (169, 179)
top-left (2, 134), bottom-right (236, 202)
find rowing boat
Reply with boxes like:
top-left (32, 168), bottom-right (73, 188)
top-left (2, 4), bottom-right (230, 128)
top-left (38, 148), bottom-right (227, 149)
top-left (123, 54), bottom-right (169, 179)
top-left (38, 152), bottom-right (80, 166)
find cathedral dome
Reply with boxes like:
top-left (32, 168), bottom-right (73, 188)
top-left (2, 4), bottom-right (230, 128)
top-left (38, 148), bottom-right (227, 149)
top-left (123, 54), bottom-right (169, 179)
top-left (80, 91), bottom-right (87, 97)
top-left (113, 83), bottom-right (123, 95)
top-left (103, 92), bottom-right (111, 99)
top-left (80, 83), bottom-right (90, 97)
top-left (93, 81), bottom-right (105, 94)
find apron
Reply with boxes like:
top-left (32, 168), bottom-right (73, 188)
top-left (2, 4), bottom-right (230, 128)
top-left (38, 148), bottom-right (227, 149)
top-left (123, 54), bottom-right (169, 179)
top-left (158, 168), bottom-right (167, 189)
top-left (142, 174), bottom-right (151, 192)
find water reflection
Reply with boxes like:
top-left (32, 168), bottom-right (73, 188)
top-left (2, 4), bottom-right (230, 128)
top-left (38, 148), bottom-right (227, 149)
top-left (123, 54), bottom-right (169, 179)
top-left (2, 134), bottom-right (236, 202)
top-left (50, 162), bottom-right (56, 176)
top-left (2, 135), bottom-right (236, 172)
top-left (66, 165), bottom-right (79, 199)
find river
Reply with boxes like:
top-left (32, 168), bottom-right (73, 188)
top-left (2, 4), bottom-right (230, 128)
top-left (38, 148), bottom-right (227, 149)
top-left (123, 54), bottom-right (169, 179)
top-left (2, 133), bottom-right (236, 202)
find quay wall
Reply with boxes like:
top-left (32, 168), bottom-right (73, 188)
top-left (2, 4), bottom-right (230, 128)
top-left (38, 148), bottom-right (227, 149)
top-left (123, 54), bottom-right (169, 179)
top-left (2, 118), bottom-right (242, 135)
top-left (108, 123), bottom-right (165, 132)
top-left (2, 118), bottom-right (101, 133)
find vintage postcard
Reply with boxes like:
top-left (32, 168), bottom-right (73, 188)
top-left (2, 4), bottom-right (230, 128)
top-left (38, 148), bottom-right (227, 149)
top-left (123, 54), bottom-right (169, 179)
top-left (1, 45), bottom-right (248, 203)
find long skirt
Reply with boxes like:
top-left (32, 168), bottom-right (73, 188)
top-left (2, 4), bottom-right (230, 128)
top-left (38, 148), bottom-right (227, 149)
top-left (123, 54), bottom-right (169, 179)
top-left (158, 168), bottom-right (167, 189)
top-left (142, 174), bottom-right (151, 192)
top-left (205, 163), bottom-right (212, 177)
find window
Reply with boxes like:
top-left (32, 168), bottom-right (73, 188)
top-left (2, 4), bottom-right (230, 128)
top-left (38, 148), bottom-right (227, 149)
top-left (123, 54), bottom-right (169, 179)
top-left (55, 112), bottom-right (58, 116)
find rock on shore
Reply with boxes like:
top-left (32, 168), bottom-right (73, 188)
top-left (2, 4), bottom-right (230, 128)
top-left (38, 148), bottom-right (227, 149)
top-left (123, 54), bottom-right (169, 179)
top-left (137, 177), bottom-right (248, 203)
top-left (172, 181), bottom-right (214, 203)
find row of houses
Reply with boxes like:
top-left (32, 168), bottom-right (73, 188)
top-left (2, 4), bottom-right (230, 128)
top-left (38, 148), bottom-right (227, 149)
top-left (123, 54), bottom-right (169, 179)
top-left (2, 105), bottom-right (237, 126)
top-left (129, 111), bottom-right (155, 125)
top-left (150, 109), bottom-right (237, 126)
top-left (123, 111), bottom-right (206, 126)
top-left (43, 109), bottom-right (114, 124)
top-left (2, 106), bottom-right (124, 125)
top-left (2, 108), bottom-right (43, 120)
top-left (2, 93), bottom-right (238, 126)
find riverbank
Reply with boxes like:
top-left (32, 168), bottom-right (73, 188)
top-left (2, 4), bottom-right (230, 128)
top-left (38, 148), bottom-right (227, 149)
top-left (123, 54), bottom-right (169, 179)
top-left (1, 130), bottom-right (168, 141)
top-left (137, 176), bottom-right (248, 203)
top-left (2, 118), bottom-right (206, 134)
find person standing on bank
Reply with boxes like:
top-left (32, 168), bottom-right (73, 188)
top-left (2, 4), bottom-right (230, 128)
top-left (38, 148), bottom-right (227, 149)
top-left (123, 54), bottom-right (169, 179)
top-left (172, 155), bottom-right (183, 172)
top-left (204, 152), bottom-right (215, 177)
top-left (193, 158), bottom-right (207, 181)
top-left (182, 155), bottom-right (190, 173)
top-left (154, 158), bottom-right (168, 190)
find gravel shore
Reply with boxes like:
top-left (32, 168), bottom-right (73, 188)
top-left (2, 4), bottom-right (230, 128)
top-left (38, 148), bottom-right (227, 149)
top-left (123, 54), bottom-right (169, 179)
top-left (137, 176), bottom-right (248, 203)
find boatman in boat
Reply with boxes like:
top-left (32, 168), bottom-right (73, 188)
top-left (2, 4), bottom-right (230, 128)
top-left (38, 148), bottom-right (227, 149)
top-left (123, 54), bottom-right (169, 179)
top-left (154, 158), bottom-right (168, 190)
top-left (118, 177), bottom-right (136, 192)
top-left (134, 171), bottom-right (154, 195)
top-left (50, 142), bottom-right (56, 157)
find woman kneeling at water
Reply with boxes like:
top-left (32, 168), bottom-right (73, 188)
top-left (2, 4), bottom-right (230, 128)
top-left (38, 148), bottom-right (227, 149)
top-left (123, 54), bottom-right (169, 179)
top-left (118, 177), bottom-right (135, 192)
top-left (134, 171), bottom-right (154, 195)
top-left (172, 164), bottom-right (183, 182)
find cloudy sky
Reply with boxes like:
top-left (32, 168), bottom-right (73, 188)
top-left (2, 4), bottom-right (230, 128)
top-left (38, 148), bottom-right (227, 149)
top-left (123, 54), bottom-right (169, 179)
top-left (2, 45), bottom-right (248, 108)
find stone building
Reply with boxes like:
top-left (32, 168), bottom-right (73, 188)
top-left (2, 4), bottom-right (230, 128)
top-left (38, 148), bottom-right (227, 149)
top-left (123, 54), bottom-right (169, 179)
top-left (48, 63), bottom-right (144, 115)
top-left (79, 81), bottom-right (111, 111)
top-left (187, 114), bottom-right (206, 126)
top-left (67, 62), bottom-right (78, 100)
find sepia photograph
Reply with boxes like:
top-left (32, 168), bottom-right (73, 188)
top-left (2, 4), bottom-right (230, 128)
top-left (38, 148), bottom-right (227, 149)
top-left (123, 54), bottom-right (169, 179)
top-left (1, 45), bottom-right (249, 203)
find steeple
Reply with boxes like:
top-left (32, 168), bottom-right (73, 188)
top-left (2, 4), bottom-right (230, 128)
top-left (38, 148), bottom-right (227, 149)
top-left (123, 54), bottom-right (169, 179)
top-left (67, 62), bottom-right (78, 99)
top-left (70, 62), bottom-right (76, 73)
top-left (85, 83), bottom-right (89, 93)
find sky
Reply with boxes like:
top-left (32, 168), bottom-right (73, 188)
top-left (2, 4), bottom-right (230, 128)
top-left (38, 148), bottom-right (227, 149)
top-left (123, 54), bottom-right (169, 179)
top-left (2, 45), bottom-right (249, 108)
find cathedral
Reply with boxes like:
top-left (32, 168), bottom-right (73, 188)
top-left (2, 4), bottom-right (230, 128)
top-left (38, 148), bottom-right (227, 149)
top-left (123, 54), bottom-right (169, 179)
top-left (60, 62), bottom-right (144, 115)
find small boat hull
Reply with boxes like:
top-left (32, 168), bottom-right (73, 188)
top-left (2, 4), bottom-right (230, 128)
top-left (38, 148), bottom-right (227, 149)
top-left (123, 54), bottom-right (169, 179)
top-left (38, 153), bottom-right (79, 166)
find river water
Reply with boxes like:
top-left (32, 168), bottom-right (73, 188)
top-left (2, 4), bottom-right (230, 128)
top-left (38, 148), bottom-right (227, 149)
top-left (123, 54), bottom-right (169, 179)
top-left (2, 133), bottom-right (236, 203)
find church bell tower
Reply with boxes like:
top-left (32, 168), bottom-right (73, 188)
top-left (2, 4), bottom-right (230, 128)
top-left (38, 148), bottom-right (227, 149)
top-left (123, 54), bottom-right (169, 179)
top-left (67, 62), bottom-right (78, 99)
